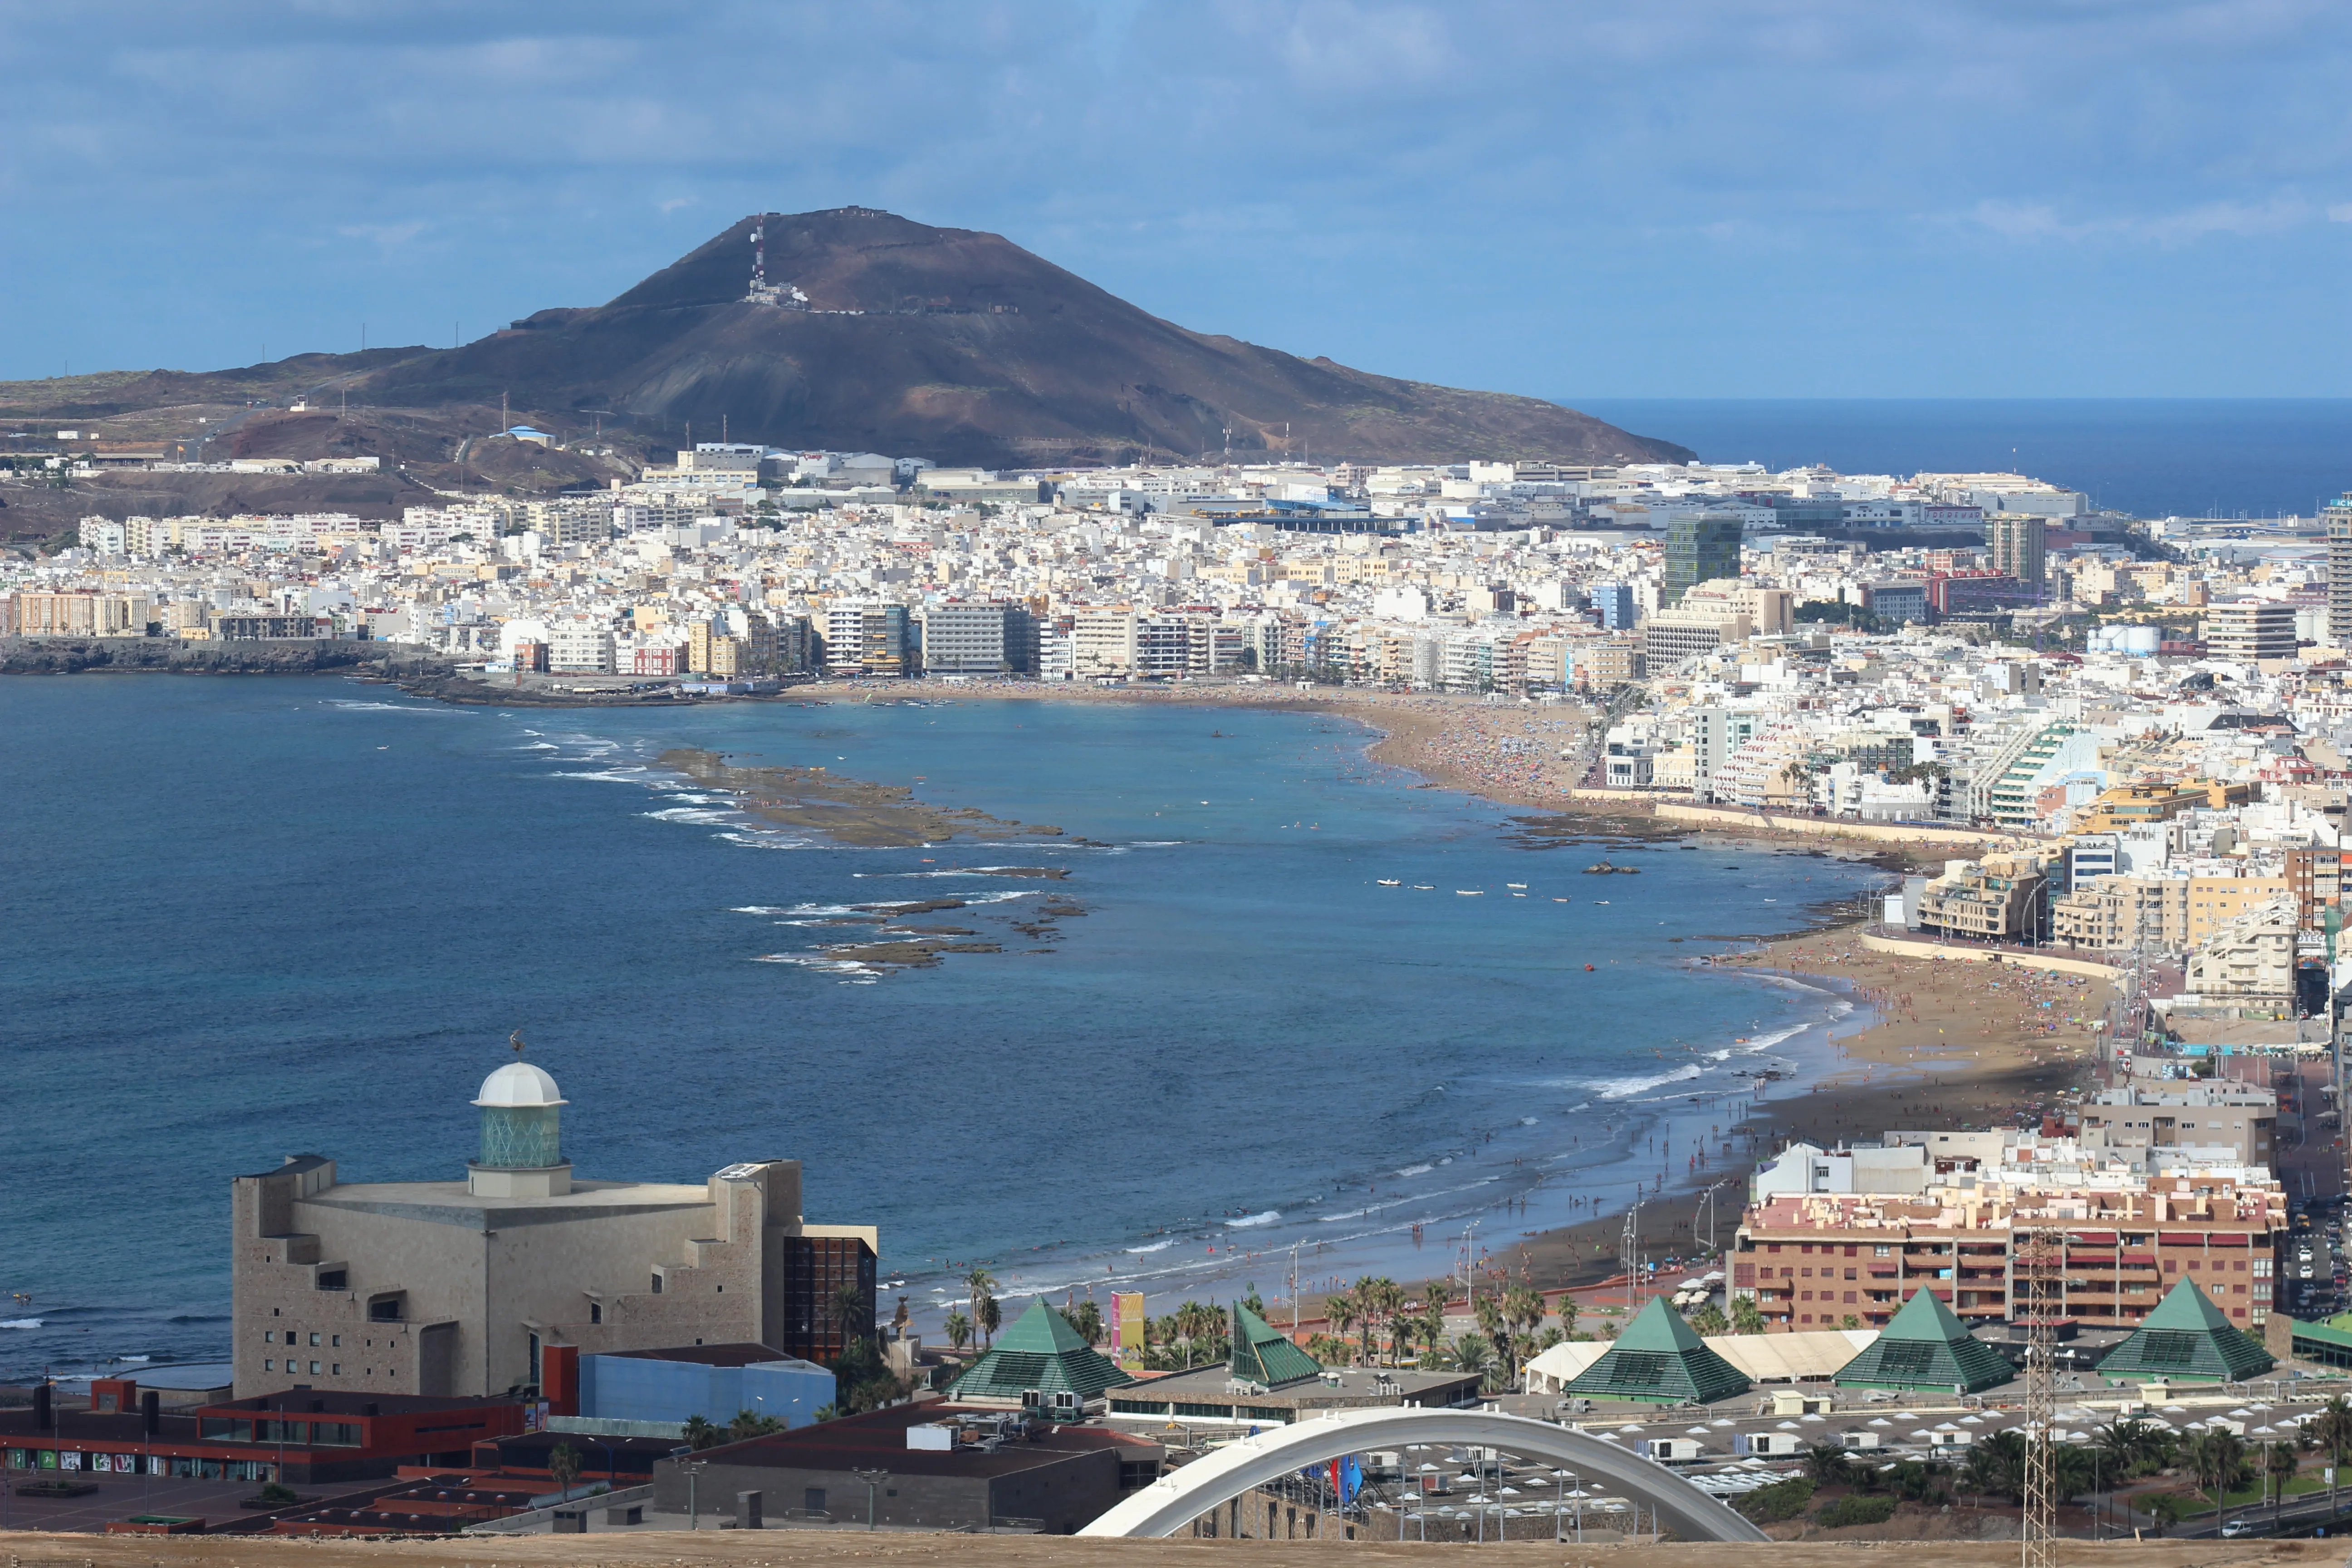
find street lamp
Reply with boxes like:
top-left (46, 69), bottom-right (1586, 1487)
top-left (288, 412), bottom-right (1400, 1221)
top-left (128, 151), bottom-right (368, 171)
top-left (853, 1466), bottom-right (890, 1530)
top-left (672, 1450), bottom-right (708, 1529)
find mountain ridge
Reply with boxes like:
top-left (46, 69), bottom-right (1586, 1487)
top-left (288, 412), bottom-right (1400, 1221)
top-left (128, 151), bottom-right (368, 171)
top-left (6, 208), bottom-right (1691, 471)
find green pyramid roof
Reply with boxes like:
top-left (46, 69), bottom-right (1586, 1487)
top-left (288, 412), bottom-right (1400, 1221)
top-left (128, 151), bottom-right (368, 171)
top-left (2096, 1280), bottom-right (2274, 1382)
top-left (944, 1297), bottom-right (1136, 1403)
top-left (1230, 1302), bottom-right (1322, 1388)
top-left (1833, 1289), bottom-right (2015, 1393)
top-left (1562, 1298), bottom-right (1750, 1406)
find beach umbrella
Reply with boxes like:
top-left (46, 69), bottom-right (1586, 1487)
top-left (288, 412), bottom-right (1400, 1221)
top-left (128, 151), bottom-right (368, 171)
top-left (1618, 1423), bottom-right (1645, 1432)
top-left (1868, 1417), bottom-right (1891, 1427)
top-left (1500, 1486), bottom-right (1522, 1497)
top-left (1686, 1426), bottom-right (1712, 1436)
top-left (1959, 1415), bottom-right (1984, 1425)
top-left (1776, 1421), bottom-right (1801, 1430)
top-left (1799, 1413), bottom-right (1824, 1423)
top-left (1710, 1418), bottom-right (1736, 1428)
top-left (1896, 1411), bottom-right (1919, 1420)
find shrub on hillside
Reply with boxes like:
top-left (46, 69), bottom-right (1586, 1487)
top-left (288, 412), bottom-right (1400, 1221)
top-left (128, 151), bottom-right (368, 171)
top-left (1733, 1477), bottom-right (1817, 1523)
top-left (1816, 1494), bottom-right (1899, 1529)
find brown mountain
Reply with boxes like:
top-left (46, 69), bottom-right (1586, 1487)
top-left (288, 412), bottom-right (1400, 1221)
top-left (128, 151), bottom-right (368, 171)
top-left (341, 207), bottom-right (1687, 468)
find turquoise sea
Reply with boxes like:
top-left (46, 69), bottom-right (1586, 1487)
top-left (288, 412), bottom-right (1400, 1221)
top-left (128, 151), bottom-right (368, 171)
top-left (0, 677), bottom-right (1885, 1378)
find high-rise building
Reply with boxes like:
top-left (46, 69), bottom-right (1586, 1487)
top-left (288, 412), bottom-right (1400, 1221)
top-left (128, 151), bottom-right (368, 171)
top-left (1662, 517), bottom-right (1743, 604)
top-left (2204, 600), bottom-right (2298, 663)
top-left (1985, 515), bottom-right (2047, 584)
top-left (2327, 495), bottom-right (2352, 645)
top-left (1590, 582), bottom-right (1637, 629)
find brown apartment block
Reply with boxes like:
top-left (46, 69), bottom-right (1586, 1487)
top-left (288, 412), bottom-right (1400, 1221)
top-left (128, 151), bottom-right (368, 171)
top-left (1734, 1171), bottom-right (2284, 1333)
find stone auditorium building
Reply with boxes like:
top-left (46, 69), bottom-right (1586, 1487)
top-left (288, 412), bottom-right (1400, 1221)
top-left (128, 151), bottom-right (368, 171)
top-left (231, 1049), bottom-right (876, 1399)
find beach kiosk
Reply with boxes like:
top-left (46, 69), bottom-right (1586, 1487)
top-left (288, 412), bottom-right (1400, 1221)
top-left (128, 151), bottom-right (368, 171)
top-left (1559, 1298), bottom-right (1750, 1406)
top-left (1830, 1287), bottom-right (2015, 1395)
top-left (2092, 1280), bottom-right (2274, 1383)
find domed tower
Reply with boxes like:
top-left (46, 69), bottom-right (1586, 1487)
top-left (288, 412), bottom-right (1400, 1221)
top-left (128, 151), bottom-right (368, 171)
top-left (467, 1042), bottom-right (573, 1198)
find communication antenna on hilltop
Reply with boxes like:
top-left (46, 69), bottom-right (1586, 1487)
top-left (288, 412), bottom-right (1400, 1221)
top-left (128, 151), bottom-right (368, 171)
top-left (746, 214), bottom-right (783, 305)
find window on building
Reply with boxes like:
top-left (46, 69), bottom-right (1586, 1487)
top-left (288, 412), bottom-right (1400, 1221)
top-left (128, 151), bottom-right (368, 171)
top-left (652, 1274), bottom-right (664, 1294)
top-left (331, 1335), bottom-right (340, 1347)
top-left (307, 1361), bottom-right (320, 1375)
top-left (263, 1359), bottom-right (274, 1372)
top-left (309, 1333), bottom-right (320, 1347)
top-left (330, 1364), bottom-right (341, 1376)
top-left (589, 1303), bottom-right (602, 1324)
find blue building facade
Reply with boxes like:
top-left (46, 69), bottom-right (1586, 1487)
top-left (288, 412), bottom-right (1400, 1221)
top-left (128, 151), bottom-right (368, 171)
top-left (579, 1350), bottom-right (834, 1429)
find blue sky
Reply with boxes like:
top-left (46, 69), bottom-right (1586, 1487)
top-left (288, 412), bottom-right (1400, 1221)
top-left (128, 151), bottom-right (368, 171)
top-left (6, 0), bottom-right (2352, 398)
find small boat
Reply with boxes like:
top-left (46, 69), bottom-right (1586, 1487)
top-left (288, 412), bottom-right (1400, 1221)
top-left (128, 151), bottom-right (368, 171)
top-left (1595, 899), bottom-right (1610, 905)
top-left (1511, 892), bottom-right (1527, 898)
top-left (1583, 963), bottom-right (1596, 971)
top-left (1553, 897), bottom-right (1570, 903)
top-left (1377, 878), bottom-right (1400, 887)
top-left (1456, 889), bottom-right (1484, 897)
top-left (1506, 883), bottom-right (1527, 889)
top-left (1412, 884), bottom-right (1435, 891)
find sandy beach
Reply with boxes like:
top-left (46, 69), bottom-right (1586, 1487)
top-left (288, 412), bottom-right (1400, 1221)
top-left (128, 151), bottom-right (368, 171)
top-left (678, 677), bottom-right (2093, 1322)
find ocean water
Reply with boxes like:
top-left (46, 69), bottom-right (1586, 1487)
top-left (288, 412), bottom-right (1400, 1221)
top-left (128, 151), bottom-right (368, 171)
top-left (0, 678), bottom-right (1884, 1378)
top-left (1577, 398), bottom-right (2352, 522)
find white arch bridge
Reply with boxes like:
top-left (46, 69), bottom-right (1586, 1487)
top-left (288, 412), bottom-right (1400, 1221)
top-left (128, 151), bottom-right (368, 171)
top-left (1078, 1407), bottom-right (1769, 1540)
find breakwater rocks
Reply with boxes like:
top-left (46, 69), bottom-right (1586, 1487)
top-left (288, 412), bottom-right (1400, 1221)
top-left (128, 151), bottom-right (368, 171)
top-left (0, 635), bottom-right (452, 679)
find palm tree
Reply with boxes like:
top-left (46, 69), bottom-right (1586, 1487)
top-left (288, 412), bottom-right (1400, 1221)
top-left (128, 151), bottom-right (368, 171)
top-left (2185, 1430), bottom-right (2246, 1519)
top-left (2267, 1440), bottom-right (2299, 1515)
top-left (1730, 1294), bottom-right (1765, 1335)
top-left (978, 1292), bottom-right (1001, 1348)
top-left (1357, 1277), bottom-right (1406, 1365)
top-left (1326, 1288), bottom-right (1362, 1364)
top-left (1688, 1301), bottom-right (1729, 1335)
top-left (1803, 1443), bottom-right (1850, 1486)
top-left (831, 1280), bottom-right (869, 1348)
top-left (681, 1414), bottom-right (722, 1451)
top-left (942, 1309), bottom-right (972, 1354)
top-left (1556, 1293), bottom-right (1580, 1338)
top-left (964, 1268), bottom-right (998, 1348)
top-left (548, 1440), bottom-right (582, 1501)
top-left (1448, 1331), bottom-right (1497, 1386)
top-left (2313, 1396), bottom-right (2352, 1514)
top-left (1069, 1297), bottom-right (1104, 1346)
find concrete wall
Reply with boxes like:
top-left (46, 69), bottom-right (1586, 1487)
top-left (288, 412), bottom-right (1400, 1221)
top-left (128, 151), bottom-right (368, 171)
top-left (650, 1449), bottom-right (1126, 1534)
top-left (1653, 803), bottom-right (2023, 850)
top-left (1856, 931), bottom-right (2122, 980)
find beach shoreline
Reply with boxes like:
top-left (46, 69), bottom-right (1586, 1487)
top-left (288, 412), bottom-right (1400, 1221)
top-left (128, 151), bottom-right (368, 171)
top-left (419, 671), bottom-right (2087, 1338)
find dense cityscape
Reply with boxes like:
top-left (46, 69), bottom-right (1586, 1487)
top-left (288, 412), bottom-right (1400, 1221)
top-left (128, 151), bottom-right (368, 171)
top-left (10, 432), bottom-right (2352, 1546)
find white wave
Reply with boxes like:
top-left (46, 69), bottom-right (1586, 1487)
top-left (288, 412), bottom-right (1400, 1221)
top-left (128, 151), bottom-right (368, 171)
top-left (1592, 1063), bottom-right (1704, 1101)
top-left (514, 742), bottom-right (560, 750)
top-left (324, 701), bottom-right (468, 715)
top-left (1735, 1022), bottom-right (1813, 1054)
top-left (0, 1319), bottom-right (39, 1329)
top-left (768, 903), bottom-right (864, 916)
top-left (116, 1354), bottom-right (149, 1363)
top-left (1706, 1049), bottom-right (1732, 1062)
top-left (1225, 1210), bottom-right (1282, 1229)
top-left (1393, 1162), bottom-right (1434, 1178)
top-left (641, 807), bottom-right (735, 824)
top-left (547, 769), bottom-right (652, 783)
top-left (715, 832), bottom-right (812, 850)
top-left (752, 953), bottom-right (882, 976)
top-left (731, 906), bottom-right (791, 915)
top-left (1125, 1240), bottom-right (1176, 1254)
top-left (1127, 840), bottom-right (1187, 848)
top-left (661, 793), bottom-right (726, 804)
top-left (962, 890), bottom-right (1040, 905)
top-left (1519, 1116), bottom-right (1538, 1126)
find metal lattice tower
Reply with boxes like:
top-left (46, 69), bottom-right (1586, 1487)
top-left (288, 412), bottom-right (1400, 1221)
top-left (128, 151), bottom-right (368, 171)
top-left (2017, 1225), bottom-right (2059, 1568)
